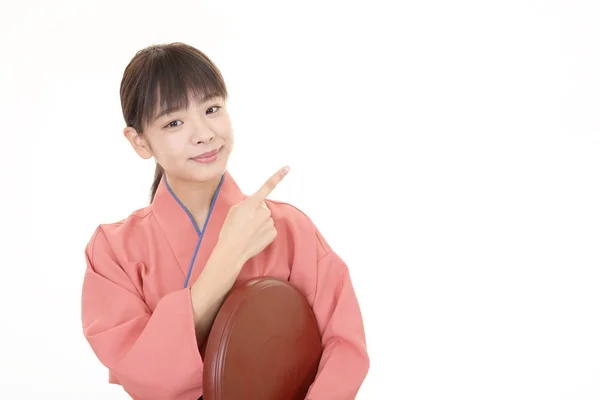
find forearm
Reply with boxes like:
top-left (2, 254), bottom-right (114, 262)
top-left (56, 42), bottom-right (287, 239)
top-left (189, 243), bottom-right (243, 345)
top-left (304, 250), bottom-right (370, 399)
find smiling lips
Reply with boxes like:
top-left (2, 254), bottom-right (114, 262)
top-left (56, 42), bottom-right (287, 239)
top-left (191, 147), bottom-right (221, 164)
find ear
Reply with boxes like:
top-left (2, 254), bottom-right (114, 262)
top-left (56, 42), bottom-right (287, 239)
top-left (123, 127), bottom-right (153, 159)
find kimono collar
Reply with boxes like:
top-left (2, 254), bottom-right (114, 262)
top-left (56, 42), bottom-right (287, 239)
top-left (151, 170), bottom-right (247, 283)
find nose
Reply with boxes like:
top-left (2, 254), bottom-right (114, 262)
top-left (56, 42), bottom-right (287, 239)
top-left (190, 119), bottom-right (215, 144)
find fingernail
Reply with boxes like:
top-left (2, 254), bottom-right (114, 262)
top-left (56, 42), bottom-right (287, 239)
top-left (283, 166), bottom-right (290, 174)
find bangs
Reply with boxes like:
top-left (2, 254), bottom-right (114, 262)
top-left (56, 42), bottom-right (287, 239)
top-left (125, 44), bottom-right (228, 131)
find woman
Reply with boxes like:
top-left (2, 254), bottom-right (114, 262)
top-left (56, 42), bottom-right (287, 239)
top-left (81, 42), bottom-right (369, 400)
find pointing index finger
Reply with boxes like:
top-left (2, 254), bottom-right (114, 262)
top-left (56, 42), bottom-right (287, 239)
top-left (251, 166), bottom-right (290, 204)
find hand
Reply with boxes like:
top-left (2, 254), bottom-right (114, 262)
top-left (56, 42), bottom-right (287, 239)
top-left (216, 166), bottom-right (290, 266)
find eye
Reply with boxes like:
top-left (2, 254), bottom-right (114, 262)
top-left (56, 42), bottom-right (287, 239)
top-left (165, 120), bottom-right (182, 128)
top-left (207, 105), bottom-right (221, 115)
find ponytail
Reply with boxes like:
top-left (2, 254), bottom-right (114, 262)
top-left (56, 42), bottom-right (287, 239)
top-left (150, 163), bottom-right (164, 203)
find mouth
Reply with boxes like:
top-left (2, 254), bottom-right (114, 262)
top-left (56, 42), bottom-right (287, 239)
top-left (191, 146), bottom-right (222, 163)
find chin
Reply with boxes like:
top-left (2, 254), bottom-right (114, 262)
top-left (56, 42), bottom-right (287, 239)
top-left (188, 161), bottom-right (228, 183)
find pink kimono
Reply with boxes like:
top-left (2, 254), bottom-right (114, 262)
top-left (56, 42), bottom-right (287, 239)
top-left (81, 171), bottom-right (370, 399)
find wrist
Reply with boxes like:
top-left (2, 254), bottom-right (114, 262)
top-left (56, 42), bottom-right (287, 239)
top-left (210, 240), bottom-right (245, 275)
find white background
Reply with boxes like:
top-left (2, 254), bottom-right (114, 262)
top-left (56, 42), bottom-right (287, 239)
top-left (1, 0), bottom-right (599, 398)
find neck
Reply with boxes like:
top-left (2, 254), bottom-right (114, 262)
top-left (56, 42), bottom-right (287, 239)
top-left (164, 173), bottom-right (223, 225)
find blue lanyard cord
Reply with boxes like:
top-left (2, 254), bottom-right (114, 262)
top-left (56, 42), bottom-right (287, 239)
top-left (164, 174), bottom-right (225, 288)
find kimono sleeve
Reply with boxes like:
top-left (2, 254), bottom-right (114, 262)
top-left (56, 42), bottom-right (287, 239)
top-left (304, 228), bottom-right (370, 400)
top-left (81, 226), bottom-right (203, 400)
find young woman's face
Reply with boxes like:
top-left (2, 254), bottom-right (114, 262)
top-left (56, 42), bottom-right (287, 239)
top-left (128, 93), bottom-right (233, 183)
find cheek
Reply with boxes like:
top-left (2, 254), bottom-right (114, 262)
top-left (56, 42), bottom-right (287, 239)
top-left (153, 136), bottom-right (187, 164)
top-left (215, 116), bottom-right (233, 139)
top-left (220, 128), bottom-right (234, 145)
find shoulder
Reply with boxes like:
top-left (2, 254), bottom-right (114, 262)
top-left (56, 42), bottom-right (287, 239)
top-left (84, 204), bottom-right (155, 259)
top-left (265, 198), bottom-right (332, 258)
top-left (266, 198), bottom-right (313, 227)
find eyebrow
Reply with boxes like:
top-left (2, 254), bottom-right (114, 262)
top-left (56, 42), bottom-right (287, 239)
top-left (152, 94), bottom-right (221, 124)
